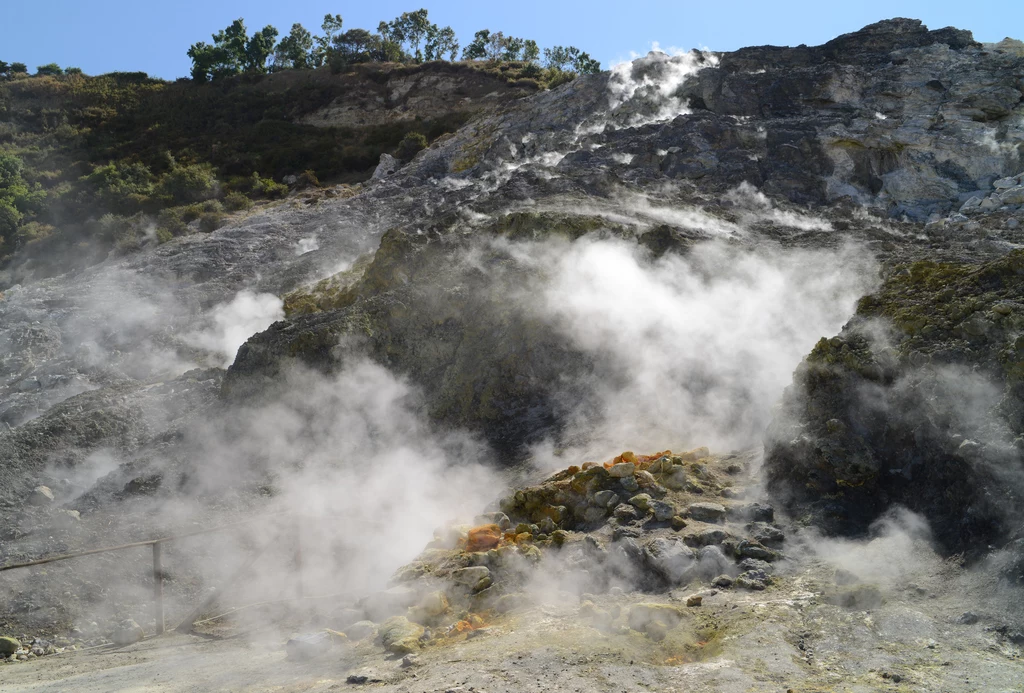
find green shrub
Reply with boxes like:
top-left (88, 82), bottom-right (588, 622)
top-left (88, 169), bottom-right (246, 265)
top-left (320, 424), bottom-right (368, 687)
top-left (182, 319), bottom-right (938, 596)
top-left (546, 69), bottom-right (577, 89)
top-left (81, 161), bottom-right (154, 212)
top-left (155, 227), bottom-right (174, 243)
top-left (395, 131), bottom-right (428, 162)
top-left (198, 211), bottom-right (226, 233)
top-left (88, 212), bottom-right (146, 251)
top-left (249, 172), bottom-right (288, 199)
top-left (224, 191), bottom-right (254, 211)
top-left (297, 169), bottom-right (321, 188)
top-left (200, 199), bottom-right (223, 214)
top-left (157, 207), bottom-right (188, 235)
top-left (158, 162), bottom-right (220, 204)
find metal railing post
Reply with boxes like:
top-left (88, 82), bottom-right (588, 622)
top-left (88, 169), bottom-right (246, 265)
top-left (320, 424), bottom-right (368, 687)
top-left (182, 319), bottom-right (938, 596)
top-left (152, 542), bottom-right (165, 635)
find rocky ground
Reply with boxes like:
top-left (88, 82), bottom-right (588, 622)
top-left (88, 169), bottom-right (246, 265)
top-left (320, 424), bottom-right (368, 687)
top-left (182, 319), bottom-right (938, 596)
top-left (3, 447), bottom-right (1023, 691)
top-left (1, 16), bottom-right (1024, 691)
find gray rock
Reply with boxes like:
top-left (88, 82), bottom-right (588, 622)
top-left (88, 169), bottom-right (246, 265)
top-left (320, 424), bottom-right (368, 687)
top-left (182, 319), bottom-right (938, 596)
top-left (959, 196), bottom-right (983, 213)
top-left (28, 486), bottom-right (54, 506)
top-left (738, 540), bottom-right (777, 561)
top-left (607, 462), bottom-right (635, 478)
top-left (592, 490), bottom-right (620, 508)
top-left (474, 512), bottom-right (511, 530)
top-left (696, 545), bottom-right (733, 580)
top-left (999, 186), bottom-right (1024, 205)
top-left (692, 528), bottom-right (729, 545)
top-left (650, 500), bottom-right (676, 521)
top-left (643, 537), bottom-right (696, 585)
top-left (687, 502), bottom-right (726, 522)
top-left (346, 621), bottom-right (377, 640)
top-left (735, 570), bottom-right (771, 590)
top-left (449, 566), bottom-right (492, 592)
top-left (110, 620), bottom-right (144, 647)
top-left (372, 153), bottom-right (400, 180)
top-left (749, 522), bottom-right (785, 547)
top-left (612, 503), bottom-right (641, 522)
top-left (738, 558), bottom-right (774, 575)
top-left (712, 574), bottom-right (734, 588)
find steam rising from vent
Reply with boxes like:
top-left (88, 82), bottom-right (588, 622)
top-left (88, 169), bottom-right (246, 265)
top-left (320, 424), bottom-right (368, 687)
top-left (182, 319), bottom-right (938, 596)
top-left (186, 290), bottom-right (284, 368)
top-left (502, 238), bottom-right (877, 458)
top-left (181, 357), bottom-right (501, 598)
top-left (606, 49), bottom-right (717, 128)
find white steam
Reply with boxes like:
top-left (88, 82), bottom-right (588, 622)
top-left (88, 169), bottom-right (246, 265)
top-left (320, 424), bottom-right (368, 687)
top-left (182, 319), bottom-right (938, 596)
top-left (178, 357), bottom-right (501, 602)
top-left (504, 237), bottom-right (877, 458)
top-left (186, 290), bottom-right (284, 368)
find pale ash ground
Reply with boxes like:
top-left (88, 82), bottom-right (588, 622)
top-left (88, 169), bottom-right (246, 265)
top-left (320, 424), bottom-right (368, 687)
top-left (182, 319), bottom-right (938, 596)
top-left (4, 559), bottom-right (1022, 693)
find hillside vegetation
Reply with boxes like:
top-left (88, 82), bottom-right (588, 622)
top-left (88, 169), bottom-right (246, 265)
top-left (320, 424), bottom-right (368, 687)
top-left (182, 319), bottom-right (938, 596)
top-left (0, 8), bottom-right (601, 274)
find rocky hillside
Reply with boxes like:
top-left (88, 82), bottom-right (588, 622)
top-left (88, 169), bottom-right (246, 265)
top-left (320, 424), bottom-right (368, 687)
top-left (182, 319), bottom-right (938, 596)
top-left (1, 17), bottom-right (1024, 686)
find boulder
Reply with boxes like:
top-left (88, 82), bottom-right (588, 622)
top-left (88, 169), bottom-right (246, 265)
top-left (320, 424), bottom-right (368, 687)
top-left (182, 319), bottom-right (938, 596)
top-left (999, 186), bottom-right (1024, 205)
top-left (687, 502), bottom-right (726, 522)
top-left (650, 500), bottom-right (676, 522)
top-left (0, 636), bottom-right (21, 656)
top-left (377, 616), bottom-right (424, 655)
top-left (110, 620), bottom-right (144, 646)
top-left (607, 462), bottom-right (636, 478)
top-left (696, 545), bottom-right (733, 580)
top-left (346, 621), bottom-right (377, 640)
top-left (628, 493), bottom-right (653, 511)
top-left (372, 153), bottom-right (400, 180)
top-left (592, 490), bottom-right (620, 508)
top-left (449, 566), bottom-right (492, 592)
top-left (643, 537), bottom-right (696, 585)
top-left (29, 486), bottom-right (54, 506)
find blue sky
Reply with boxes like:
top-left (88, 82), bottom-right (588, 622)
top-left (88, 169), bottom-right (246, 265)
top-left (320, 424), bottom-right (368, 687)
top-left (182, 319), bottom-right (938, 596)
top-left (3, 1), bottom-right (1022, 79)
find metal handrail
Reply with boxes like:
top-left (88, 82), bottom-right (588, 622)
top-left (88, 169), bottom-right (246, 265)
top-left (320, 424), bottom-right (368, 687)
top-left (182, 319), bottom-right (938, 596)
top-left (0, 510), bottom-right (376, 635)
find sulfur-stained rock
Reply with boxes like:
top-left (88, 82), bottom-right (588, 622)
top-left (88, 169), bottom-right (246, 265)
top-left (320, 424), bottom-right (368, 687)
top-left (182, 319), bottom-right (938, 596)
top-left (0, 636), bottom-right (20, 656)
top-left (628, 493), bottom-right (653, 512)
top-left (660, 466), bottom-right (688, 490)
top-left (377, 617), bottom-right (424, 655)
